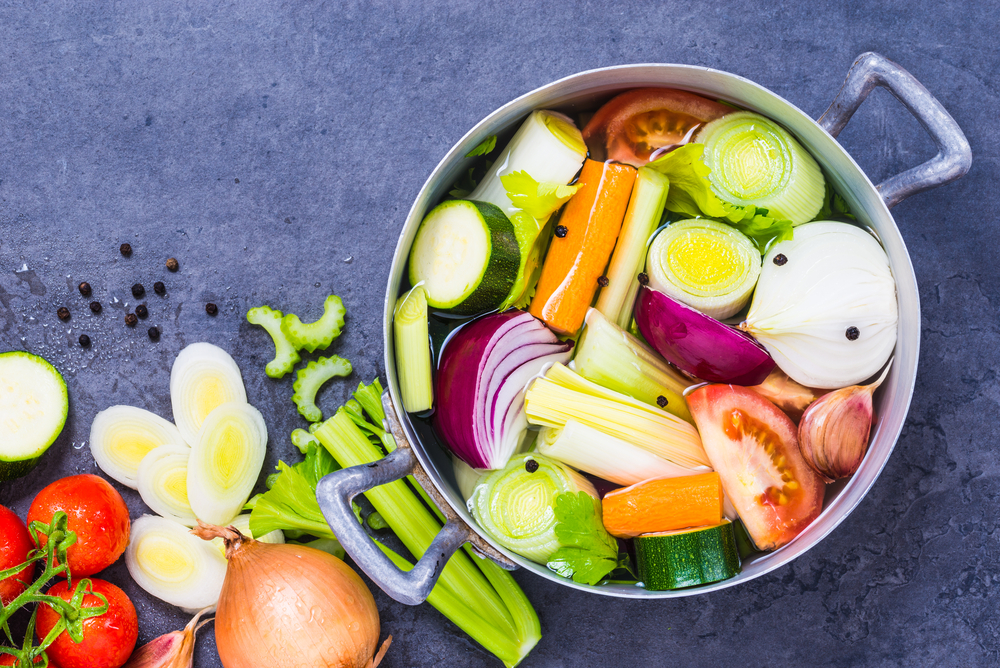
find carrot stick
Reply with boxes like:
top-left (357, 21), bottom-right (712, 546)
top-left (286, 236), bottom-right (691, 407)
top-left (601, 473), bottom-right (724, 538)
top-left (528, 159), bottom-right (636, 335)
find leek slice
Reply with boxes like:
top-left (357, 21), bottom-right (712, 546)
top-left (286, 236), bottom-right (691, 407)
top-left (170, 342), bottom-right (248, 447)
top-left (137, 443), bottom-right (196, 526)
top-left (647, 218), bottom-right (761, 319)
top-left (393, 285), bottom-right (434, 413)
top-left (695, 111), bottom-right (824, 225)
top-left (211, 513), bottom-right (283, 559)
top-left (187, 401), bottom-right (267, 525)
top-left (574, 308), bottom-right (692, 422)
top-left (125, 515), bottom-right (228, 611)
top-left (90, 406), bottom-right (185, 489)
top-left (467, 453), bottom-right (596, 564)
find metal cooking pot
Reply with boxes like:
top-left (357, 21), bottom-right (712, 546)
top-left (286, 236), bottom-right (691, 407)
top-left (317, 52), bottom-right (971, 604)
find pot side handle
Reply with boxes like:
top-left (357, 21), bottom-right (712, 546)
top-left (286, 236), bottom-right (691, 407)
top-left (315, 391), bottom-right (517, 606)
top-left (818, 51), bottom-right (971, 209)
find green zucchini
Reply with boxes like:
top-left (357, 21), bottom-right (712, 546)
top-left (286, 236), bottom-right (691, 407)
top-left (408, 199), bottom-right (519, 315)
top-left (635, 521), bottom-right (740, 591)
top-left (0, 351), bottom-right (68, 481)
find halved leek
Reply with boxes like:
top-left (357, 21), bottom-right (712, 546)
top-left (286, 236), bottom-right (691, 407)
top-left (137, 443), bottom-right (196, 526)
top-left (573, 308), bottom-right (692, 422)
top-left (525, 363), bottom-right (708, 469)
top-left (186, 401), bottom-right (267, 525)
top-left (647, 218), bottom-right (761, 319)
top-left (125, 515), bottom-right (228, 611)
top-left (695, 111), bottom-right (825, 224)
top-left (393, 285), bottom-right (433, 413)
top-left (90, 406), bottom-right (185, 488)
top-left (211, 513), bottom-right (283, 559)
top-left (170, 342), bottom-right (248, 447)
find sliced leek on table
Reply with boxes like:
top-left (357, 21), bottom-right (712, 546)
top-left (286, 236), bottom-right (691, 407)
top-left (137, 443), bottom-right (196, 526)
top-left (90, 406), bottom-right (185, 488)
top-left (170, 342), bottom-right (248, 446)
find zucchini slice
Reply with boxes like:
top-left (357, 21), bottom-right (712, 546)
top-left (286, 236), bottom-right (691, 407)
top-left (0, 351), bottom-right (68, 481)
top-left (408, 199), bottom-right (519, 315)
top-left (635, 520), bottom-right (741, 590)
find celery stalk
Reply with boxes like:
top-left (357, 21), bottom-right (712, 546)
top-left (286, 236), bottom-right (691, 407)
top-left (393, 286), bottom-right (434, 413)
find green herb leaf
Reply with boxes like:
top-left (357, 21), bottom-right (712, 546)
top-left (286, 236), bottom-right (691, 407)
top-left (501, 170), bottom-right (581, 220)
top-left (449, 167), bottom-right (478, 199)
top-left (545, 491), bottom-right (619, 586)
top-left (466, 135), bottom-right (497, 157)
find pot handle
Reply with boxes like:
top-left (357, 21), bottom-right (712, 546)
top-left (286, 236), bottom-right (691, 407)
top-left (315, 391), bottom-right (517, 606)
top-left (818, 51), bottom-right (971, 209)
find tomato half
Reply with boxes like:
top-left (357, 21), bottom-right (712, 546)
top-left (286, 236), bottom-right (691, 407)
top-left (687, 384), bottom-right (825, 550)
top-left (35, 578), bottom-right (137, 668)
top-left (0, 504), bottom-right (34, 605)
top-left (27, 474), bottom-right (130, 577)
top-left (582, 88), bottom-right (732, 166)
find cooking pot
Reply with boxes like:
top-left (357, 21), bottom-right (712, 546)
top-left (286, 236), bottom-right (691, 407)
top-left (316, 52), bottom-right (971, 604)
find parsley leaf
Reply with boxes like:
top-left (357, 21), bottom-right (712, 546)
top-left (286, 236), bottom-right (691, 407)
top-left (500, 170), bottom-right (581, 220)
top-left (466, 135), bottom-right (497, 157)
top-left (545, 491), bottom-right (619, 586)
top-left (448, 167), bottom-right (478, 199)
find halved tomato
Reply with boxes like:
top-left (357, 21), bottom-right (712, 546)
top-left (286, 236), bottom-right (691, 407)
top-left (582, 88), bottom-right (732, 166)
top-left (687, 384), bottom-right (824, 550)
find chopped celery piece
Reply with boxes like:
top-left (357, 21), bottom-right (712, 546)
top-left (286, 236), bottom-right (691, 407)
top-left (280, 294), bottom-right (346, 353)
top-left (291, 355), bottom-right (353, 422)
top-left (574, 308), bottom-right (692, 422)
top-left (290, 427), bottom-right (320, 454)
top-left (246, 305), bottom-right (301, 379)
top-left (366, 511), bottom-right (389, 531)
top-left (393, 286), bottom-right (434, 413)
top-left (594, 167), bottom-right (669, 328)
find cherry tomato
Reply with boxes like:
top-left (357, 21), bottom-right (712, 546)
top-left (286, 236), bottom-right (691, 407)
top-left (687, 384), bottom-right (825, 550)
top-left (0, 653), bottom-right (43, 665)
top-left (35, 578), bottom-right (137, 668)
top-left (0, 504), bottom-right (34, 605)
top-left (27, 475), bottom-right (130, 577)
top-left (582, 88), bottom-right (732, 166)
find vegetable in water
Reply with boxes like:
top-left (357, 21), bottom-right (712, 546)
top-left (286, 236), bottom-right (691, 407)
top-left (748, 368), bottom-right (824, 422)
top-left (137, 444), bottom-right (196, 527)
top-left (545, 491), bottom-right (621, 586)
top-left (0, 351), bottom-right (68, 482)
top-left (601, 473), bottom-right (724, 539)
top-left (245, 305), bottom-right (301, 379)
top-left (740, 221), bottom-right (898, 388)
top-left (90, 406), bottom-right (185, 489)
top-left (291, 355), bottom-right (353, 422)
top-left (169, 342), bottom-right (249, 446)
top-left (500, 171), bottom-right (580, 220)
top-left (280, 294), bottom-right (346, 353)
top-left (634, 521), bottom-right (740, 591)
top-left (393, 285), bottom-right (434, 413)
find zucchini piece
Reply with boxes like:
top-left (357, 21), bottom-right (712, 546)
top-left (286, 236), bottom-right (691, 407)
top-left (281, 294), bottom-right (346, 353)
top-left (634, 520), bottom-right (741, 590)
top-left (0, 351), bottom-right (68, 481)
top-left (408, 200), bottom-right (519, 315)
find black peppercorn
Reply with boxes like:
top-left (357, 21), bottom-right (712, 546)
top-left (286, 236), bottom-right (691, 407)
top-left (148, 326), bottom-right (160, 341)
top-left (78, 334), bottom-right (91, 347)
top-left (656, 395), bottom-right (668, 408)
top-left (131, 283), bottom-right (145, 298)
top-left (153, 281), bottom-right (165, 295)
top-left (135, 304), bottom-right (148, 319)
top-left (166, 258), bottom-right (179, 272)
top-left (125, 313), bottom-right (138, 327)
top-left (57, 307), bottom-right (70, 321)
top-left (597, 276), bottom-right (609, 287)
top-left (89, 301), bottom-right (102, 314)
top-left (78, 282), bottom-right (92, 297)
top-left (525, 459), bottom-right (539, 473)
top-left (846, 326), bottom-right (860, 341)
top-left (638, 272), bottom-right (649, 286)
top-left (205, 303), bottom-right (218, 316)
top-left (554, 225), bottom-right (568, 238)
top-left (120, 243), bottom-right (132, 257)
top-left (773, 253), bottom-right (788, 266)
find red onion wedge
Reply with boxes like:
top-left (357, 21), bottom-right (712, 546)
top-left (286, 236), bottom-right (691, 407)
top-left (634, 286), bottom-right (774, 385)
top-left (435, 310), bottom-right (573, 470)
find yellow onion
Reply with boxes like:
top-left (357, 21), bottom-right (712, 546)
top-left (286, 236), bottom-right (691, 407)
top-left (191, 523), bottom-right (390, 668)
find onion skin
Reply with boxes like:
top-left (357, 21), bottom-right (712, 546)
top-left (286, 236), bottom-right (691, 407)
top-left (797, 384), bottom-right (875, 482)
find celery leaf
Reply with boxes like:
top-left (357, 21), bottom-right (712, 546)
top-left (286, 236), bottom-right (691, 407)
top-left (449, 167), bottom-right (478, 199)
top-left (466, 135), bottom-right (497, 157)
top-left (501, 170), bottom-right (581, 220)
top-left (546, 491), bottom-right (619, 586)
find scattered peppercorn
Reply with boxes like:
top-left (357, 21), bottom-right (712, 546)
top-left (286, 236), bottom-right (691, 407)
top-left (205, 303), bottom-right (218, 316)
top-left (148, 326), bottom-right (160, 341)
top-left (656, 395), bottom-right (669, 408)
top-left (78, 334), bottom-right (91, 347)
top-left (57, 307), bottom-right (70, 321)
top-left (89, 301), bottom-right (102, 314)
top-left (120, 243), bottom-right (132, 257)
top-left (153, 281), bottom-right (165, 295)
top-left (554, 225), bottom-right (568, 238)
top-left (135, 304), bottom-right (148, 319)
top-left (525, 459), bottom-right (539, 473)
top-left (166, 258), bottom-right (179, 272)
top-left (638, 272), bottom-right (649, 286)
top-left (131, 283), bottom-right (145, 298)
top-left (78, 282), bottom-right (92, 297)
top-left (597, 275), bottom-right (609, 287)
top-left (773, 253), bottom-right (788, 266)
top-left (846, 326), bottom-right (860, 341)
top-left (125, 313), bottom-right (138, 327)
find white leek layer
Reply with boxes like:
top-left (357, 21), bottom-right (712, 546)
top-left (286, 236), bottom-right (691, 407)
top-left (170, 342), bottom-right (248, 446)
top-left (137, 443), bottom-right (196, 526)
top-left (453, 456), bottom-right (485, 502)
top-left (90, 406), bottom-right (186, 489)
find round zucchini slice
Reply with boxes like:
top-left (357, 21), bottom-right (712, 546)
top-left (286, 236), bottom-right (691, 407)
top-left (0, 351), bottom-right (68, 481)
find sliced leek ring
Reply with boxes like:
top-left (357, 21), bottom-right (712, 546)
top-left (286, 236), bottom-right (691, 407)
top-left (647, 218), bottom-right (761, 320)
top-left (90, 406), bottom-right (185, 489)
top-left (137, 443), bottom-right (196, 526)
top-left (186, 401), bottom-right (267, 525)
top-left (210, 513), bottom-right (283, 559)
top-left (170, 342), bottom-right (248, 446)
top-left (126, 515), bottom-right (228, 611)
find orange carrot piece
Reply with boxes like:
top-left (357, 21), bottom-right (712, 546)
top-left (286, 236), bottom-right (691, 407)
top-left (601, 472), bottom-right (724, 539)
top-left (528, 159), bottom-right (636, 335)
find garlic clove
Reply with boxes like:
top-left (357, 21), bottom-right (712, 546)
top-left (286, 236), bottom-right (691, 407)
top-left (748, 368), bottom-right (825, 422)
top-left (123, 607), bottom-right (214, 668)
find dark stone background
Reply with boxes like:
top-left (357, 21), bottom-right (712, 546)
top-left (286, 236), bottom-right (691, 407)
top-left (1, 1), bottom-right (997, 666)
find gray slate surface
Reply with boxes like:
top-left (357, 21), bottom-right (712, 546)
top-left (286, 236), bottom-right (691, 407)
top-left (1, 1), bottom-right (997, 666)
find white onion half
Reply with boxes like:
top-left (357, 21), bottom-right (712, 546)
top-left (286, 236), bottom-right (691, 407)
top-left (170, 342), bottom-right (248, 446)
top-left (90, 406), bottom-right (185, 489)
top-left (137, 443), bottom-right (196, 526)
